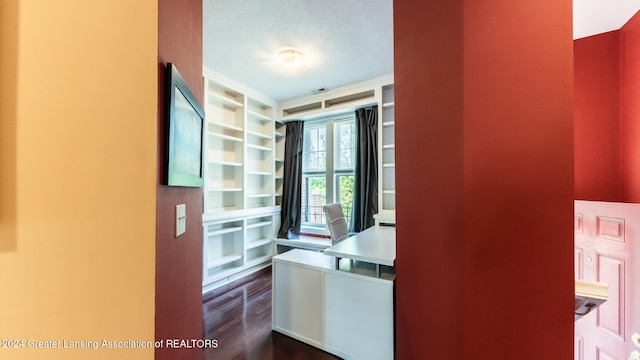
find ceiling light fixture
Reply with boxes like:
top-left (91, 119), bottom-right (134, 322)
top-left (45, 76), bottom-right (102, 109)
top-left (276, 49), bottom-right (306, 72)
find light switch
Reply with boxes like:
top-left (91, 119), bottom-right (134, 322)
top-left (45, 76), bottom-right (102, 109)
top-left (176, 204), bottom-right (186, 237)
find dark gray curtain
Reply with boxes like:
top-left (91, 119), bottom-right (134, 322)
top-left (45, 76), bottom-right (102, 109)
top-left (350, 106), bottom-right (378, 232)
top-left (278, 121), bottom-right (304, 239)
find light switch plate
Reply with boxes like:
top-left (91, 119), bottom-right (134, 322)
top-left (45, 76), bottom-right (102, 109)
top-left (176, 204), bottom-right (186, 237)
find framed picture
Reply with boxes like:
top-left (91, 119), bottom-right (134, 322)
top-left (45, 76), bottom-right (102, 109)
top-left (164, 62), bottom-right (205, 187)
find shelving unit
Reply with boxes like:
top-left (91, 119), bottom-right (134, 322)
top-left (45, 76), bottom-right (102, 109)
top-left (245, 98), bottom-right (274, 209)
top-left (202, 71), bottom-right (282, 289)
top-left (204, 79), bottom-right (246, 214)
top-left (203, 220), bottom-right (244, 279)
top-left (377, 83), bottom-right (396, 224)
top-left (274, 121), bottom-right (286, 206)
top-left (280, 89), bottom-right (377, 121)
top-left (204, 73), bottom-right (281, 216)
top-left (202, 211), bottom-right (279, 286)
top-left (245, 215), bottom-right (275, 266)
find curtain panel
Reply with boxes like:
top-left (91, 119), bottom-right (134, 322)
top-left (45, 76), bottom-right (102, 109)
top-left (278, 121), bottom-right (304, 239)
top-left (350, 106), bottom-right (378, 232)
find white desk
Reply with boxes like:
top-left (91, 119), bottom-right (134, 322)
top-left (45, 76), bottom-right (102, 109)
top-left (323, 225), bottom-right (396, 276)
top-left (272, 249), bottom-right (395, 360)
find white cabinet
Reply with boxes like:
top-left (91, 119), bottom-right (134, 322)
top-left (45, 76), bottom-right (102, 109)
top-left (325, 271), bottom-right (395, 360)
top-left (272, 259), bottom-right (326, 348)
top-left (272, 249), bottom-right (395, 360)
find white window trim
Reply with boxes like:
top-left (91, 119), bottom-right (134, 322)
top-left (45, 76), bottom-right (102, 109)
top-left (301, 114), bottom-right (355, 235)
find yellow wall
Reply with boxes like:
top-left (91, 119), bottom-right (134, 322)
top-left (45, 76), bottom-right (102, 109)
top-left (0, 1), bottom-right (157, 359)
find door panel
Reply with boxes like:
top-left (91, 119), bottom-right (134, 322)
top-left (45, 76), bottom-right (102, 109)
top-left (575, 201), bottom-right (640, 360)
top-left (596, 254), bottom-right (625, 340)
top-left (575, 334), bottom-right (584, 360)
top-left (575, 247), bottom-right (584, 280)
top-left (595, 347), bottom-right (615, 360)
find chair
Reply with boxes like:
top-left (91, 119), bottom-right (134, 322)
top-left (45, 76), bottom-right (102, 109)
top-left (323, 203), bottom-right (350, 245)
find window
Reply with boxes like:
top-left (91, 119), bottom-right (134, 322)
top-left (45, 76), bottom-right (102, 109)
top-left (301, 117), bottom-right (356, 233)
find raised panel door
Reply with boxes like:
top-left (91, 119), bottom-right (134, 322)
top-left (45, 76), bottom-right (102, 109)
top-left (575, 201), bottom-right (640, 360)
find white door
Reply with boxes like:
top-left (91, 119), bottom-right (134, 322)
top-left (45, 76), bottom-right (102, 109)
top-left (574, 201), bottom-right (640, 360)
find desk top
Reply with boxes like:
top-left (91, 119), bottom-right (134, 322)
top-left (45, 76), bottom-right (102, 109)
top-left (323, 225), bottom-right (396, 266)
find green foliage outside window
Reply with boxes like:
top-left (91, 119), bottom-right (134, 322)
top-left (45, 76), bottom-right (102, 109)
top-left (339, 175), bottom-right (354, 221)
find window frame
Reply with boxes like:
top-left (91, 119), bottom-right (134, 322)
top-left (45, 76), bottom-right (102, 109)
top-left (301, 115), bottom-right (356, 235)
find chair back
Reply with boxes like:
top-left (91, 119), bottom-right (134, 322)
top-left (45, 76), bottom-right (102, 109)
top-left (323, 203), bottom-right (350, 245)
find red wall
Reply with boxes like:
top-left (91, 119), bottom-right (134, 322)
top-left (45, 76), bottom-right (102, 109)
top-left (574, 31), bottom-right (621, 201)
top-left (157, 0), bottom-right (203, 359)
top-left (394, 1), bottom-right (574, 358)
top-left (393, 1), bottom-right (464, 358)
top-left (620, 11), bottom-right (640, 203)
top-left (574, 10), bottom-right (640, 204)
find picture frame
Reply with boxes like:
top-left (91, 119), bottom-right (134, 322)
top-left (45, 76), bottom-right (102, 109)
top-left (164, 62), bottom-right (205, 187)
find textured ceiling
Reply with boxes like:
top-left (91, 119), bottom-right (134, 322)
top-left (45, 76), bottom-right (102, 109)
top-left (203, 0), bottom-right (640, 102)
top-left (203, 0), bottom-right (394, 102)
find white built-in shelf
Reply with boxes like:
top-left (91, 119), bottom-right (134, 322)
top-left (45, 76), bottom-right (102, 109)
top-left (203, 206), bottom-right (242, 215)
top-left (275, 158), bottom-right (284, 162)
top-left (204, 74), bottom-right (278, 288)
top-left (247, 171), bottom-right (272, 176)
top-left (207, 226), bottom-right (243, 237)
top-left (245, 254), bottom-right (272, 266)
top-left (209, 121), bottom-right (243, 132)
top-left (247, 144), bottom-right (272, 152)
top-left (246, 221), bottom-right (272, 230)
top-left (246, 130), bottom-right (272, 140)
top-left (208, 187), bottom-right (243, 192)
top-left (246, 238), bottom-right (272, 250)
top-left (247, 109), bottom-right (272, 122)
top-left (211, 132), bottom-right (243, 142)
top-left (246, 193), bottom-right (272, 198)
top-left (274, 175), bottom-right (283, 180)
top-left (209, 93), bottom-right (244, 108)
top-left (208, 254), bottom-right (243, 269)
top-left (209, 160), bottom-right (243, 167)
top-left (280, 89), bottom-right (376, 121)
top-left (379, 83), bottom-right (396, 219)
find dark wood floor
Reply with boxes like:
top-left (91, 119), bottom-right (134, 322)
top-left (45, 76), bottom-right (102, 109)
top-left (203, 266), bottom-right (342, 360)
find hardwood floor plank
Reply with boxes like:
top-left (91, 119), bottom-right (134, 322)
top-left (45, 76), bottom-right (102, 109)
top-left (203, 266), bottom-right (341, 360)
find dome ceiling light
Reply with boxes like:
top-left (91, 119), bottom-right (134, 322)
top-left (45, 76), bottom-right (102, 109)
top-left (276, 49), bottom-right (306, 72)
